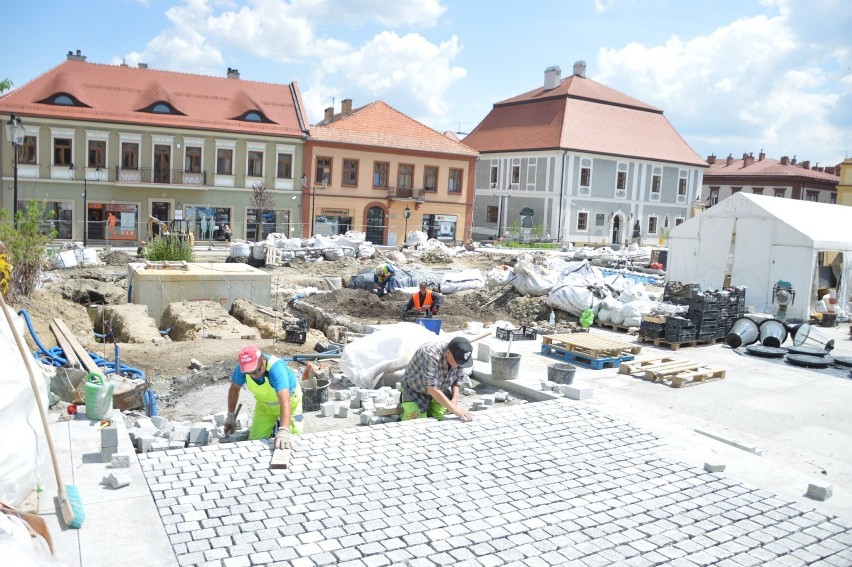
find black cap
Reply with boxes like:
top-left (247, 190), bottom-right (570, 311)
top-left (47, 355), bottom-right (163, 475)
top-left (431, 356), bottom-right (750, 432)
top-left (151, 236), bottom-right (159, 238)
top-left (447, 336), bottom-right (474, 368)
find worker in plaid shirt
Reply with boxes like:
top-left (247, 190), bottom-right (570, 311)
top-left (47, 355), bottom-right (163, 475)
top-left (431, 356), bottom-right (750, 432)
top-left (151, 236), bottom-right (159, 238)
top-left (400, 337), bottom-right (474, 422)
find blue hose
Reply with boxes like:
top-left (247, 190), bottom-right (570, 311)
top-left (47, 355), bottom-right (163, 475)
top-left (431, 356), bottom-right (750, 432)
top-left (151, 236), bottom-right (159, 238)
top-left (17, 308), bottom-right (145, 381)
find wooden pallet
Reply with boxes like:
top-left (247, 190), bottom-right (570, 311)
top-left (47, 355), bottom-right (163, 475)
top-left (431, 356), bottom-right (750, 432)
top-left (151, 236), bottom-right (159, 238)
top-left (540, 342), bottom-right (636, 370)
top-left (637, 335), bottom-right (724, 351)
top-left (265, 246), bottom-right (281, 267)
top-left (542, 333), bottom-right (642, 358)
top-left (619, 353), bottom-right (726, 387)
top-left (596, 321), bottom-right (632, 333)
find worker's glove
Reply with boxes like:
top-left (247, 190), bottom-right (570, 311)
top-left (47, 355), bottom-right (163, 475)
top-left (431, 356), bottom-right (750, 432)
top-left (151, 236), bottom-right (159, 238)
top-left (430, 306), bottom-right (438, 315)
top-left (274, 429), bottom-right (292, 450)
top-left (223, 412), bottom-right (236, 436)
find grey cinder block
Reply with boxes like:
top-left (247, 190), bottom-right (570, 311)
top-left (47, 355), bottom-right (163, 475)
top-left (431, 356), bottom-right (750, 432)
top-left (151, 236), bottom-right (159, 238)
top-left (704, 462), bottom-right (726, 473)
top-left (101, 446), bottom-right (118, 463)
top-left (336, 406), bottom-right (349, 418)
top-left (476, 342), bottom-right (492, 362)
top-left (110, 453), bottom-right (132, 468)
top-left (806, 482), bottom-right (833, 501)
top-left (100, 423), bottom-right (119, 448)
top-left (561, 385), bottom-right (593, 400)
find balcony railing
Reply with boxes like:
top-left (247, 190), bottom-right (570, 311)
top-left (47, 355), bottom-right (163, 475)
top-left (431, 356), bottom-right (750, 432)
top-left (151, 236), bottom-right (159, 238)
top-left (387, 186), bottom-right (426, 201)
top-left (115, 167), bottom-right (207, 186)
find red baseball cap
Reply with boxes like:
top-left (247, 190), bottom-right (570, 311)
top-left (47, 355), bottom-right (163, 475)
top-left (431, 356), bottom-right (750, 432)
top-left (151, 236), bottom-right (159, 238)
top-left (239, 345), bottom-right (262, 373)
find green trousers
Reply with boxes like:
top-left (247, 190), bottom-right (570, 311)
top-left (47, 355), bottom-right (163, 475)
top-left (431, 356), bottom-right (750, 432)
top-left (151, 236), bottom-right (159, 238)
top-left (401, 399), bottom-right (449, 421)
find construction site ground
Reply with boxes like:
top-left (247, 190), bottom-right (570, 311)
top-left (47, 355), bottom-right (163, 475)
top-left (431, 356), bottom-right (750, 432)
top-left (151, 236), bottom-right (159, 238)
top-left (10, 245), bottom-right (852, 566)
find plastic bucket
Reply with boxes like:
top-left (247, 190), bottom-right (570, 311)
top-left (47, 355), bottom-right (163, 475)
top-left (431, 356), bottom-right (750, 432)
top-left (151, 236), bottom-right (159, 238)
top-left (725, 317), bottom-right (760, 348)
top-left (301, 379), bottom-right (329, 412)
top-left (324, 276), bottom-right (342, 291)
top-left (491, 352), bottom-right (521, 380)
top-left (793, 323), bottom-right (835, 352)
top-left (758, 319), bottom-right (788, 348)
top-left (416, 318), bottom-right (442, 335)
top-left (547, 363), bottom-right (576, 385)
top-left (83, 372), bottom-right (115, 420)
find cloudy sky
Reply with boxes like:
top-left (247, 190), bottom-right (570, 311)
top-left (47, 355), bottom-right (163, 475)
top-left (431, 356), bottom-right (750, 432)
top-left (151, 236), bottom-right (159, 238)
top-left (3, 0), bottom-right (850, 166)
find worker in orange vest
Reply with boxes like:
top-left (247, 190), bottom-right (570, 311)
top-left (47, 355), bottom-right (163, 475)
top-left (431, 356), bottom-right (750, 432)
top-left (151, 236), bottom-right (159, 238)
top-left (403, 282), bottom-right (442, 318)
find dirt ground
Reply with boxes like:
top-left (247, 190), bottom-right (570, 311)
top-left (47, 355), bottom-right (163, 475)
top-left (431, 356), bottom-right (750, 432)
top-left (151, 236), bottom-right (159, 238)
top-left (12, 247), bottom-right (544, 427)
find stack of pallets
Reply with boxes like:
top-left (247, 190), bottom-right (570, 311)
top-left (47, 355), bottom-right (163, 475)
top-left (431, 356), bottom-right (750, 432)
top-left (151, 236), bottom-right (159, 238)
top-left (540, 333), bottom-right (641, 370)
top-left (617, 353), bottom-right (726, 387)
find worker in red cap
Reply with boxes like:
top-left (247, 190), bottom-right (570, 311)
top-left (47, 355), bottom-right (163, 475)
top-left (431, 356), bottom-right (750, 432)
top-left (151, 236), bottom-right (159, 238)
top-left (224, 345), bottom-right (303, 449)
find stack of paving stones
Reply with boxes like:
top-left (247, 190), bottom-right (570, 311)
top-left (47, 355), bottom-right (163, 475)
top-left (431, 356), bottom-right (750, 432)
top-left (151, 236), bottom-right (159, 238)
top-left (138, 399), bottom-right (852, 567)
top-left (127, 413), bottom-right (249, 453)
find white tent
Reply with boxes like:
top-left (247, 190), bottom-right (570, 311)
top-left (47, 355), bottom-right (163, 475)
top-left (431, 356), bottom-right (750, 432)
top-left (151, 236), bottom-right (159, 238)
top-left (667, 192), bottom-right (850, 320)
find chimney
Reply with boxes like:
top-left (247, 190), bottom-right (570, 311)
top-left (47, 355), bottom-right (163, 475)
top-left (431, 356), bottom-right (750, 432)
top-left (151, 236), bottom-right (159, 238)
top-left (544, 66), bottom-right (562, 89)
top-left (726, 154), bottom-right (733, 166)
top-left (825, 166), bottom-right (835, 175)
top-left (780, 156), bottom-right (789, 165)
top-left (742, 152), bottom-right (754, 167)
top-left (341, 98), bottom-right (352, 114)
top-left (706, 154), bottom-right (716, 165)
top-left (572, 60), bottom-right (587, 78)
top-left (324, 107), bottom-right (333, 122)
top-left (67, 49), bottom-right (87, 62)
top-left (226, 67), bottom-right (240, 79)
top-left (801, 160), bottom-right (810, 170)
top-left (758, 149), bottom-right (765, 161)
top-left (138, 62), bottom-right (148, 69)
top-left (791, 155), bottom-right (797, 165)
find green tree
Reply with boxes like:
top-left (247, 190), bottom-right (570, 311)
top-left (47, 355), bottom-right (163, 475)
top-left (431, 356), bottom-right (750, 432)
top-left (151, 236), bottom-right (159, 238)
top-left (0, 78), bottom-right (12, 93)
top-left (0, 200), bottom-right (56, 298)
top-left (531, 223), bottom-right (546, 242)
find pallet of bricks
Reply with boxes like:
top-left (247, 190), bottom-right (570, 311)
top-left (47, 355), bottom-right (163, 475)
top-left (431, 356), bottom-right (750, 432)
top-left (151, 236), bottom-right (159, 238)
top-left (643, 282), bottom-right (747, 349)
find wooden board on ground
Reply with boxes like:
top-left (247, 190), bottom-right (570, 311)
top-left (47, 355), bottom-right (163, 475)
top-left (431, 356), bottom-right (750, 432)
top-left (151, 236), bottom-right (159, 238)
top-left (374, 407), bottom-right (403, 417)
top-left (542, 332), bottom-right (642, 358)
top-left (618, 352), bottom-right (726, 388)
top-left (270, 448), bottom-right (291, 469)
top-left (52, 318), bottom-right (100, 373)
top-left (618, 354), bottom-right (679, 374)
top-left (49, 321), bottom-right (84, 369)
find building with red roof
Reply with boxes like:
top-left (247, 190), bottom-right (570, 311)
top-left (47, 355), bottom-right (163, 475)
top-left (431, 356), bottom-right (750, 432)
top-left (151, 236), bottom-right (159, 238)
top-left (0, 51), bottom-right (308, 243)
top-left (702, 151), bottom-right (840, 207)
top-left (463, 62), bottom-right (707, 246)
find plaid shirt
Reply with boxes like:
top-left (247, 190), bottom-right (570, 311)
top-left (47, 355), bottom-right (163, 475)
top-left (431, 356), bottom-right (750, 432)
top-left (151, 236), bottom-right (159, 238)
top-left (401, 340), bottom-right (465, 412)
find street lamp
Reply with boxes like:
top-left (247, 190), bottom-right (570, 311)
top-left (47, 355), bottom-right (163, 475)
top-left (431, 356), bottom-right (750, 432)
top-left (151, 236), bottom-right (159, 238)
top-left (310, 174), bottom-right (327, 237)
top-left (403, 206), bottom-right (411, 242)
top-left (69, 163), bottom-right (102, 247)
top-left (5, 114), bottom-right (24, 225)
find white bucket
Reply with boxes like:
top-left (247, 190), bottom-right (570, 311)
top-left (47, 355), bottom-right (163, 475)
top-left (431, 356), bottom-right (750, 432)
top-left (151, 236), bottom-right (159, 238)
top-left (324, 276), bottom-right (342, 291)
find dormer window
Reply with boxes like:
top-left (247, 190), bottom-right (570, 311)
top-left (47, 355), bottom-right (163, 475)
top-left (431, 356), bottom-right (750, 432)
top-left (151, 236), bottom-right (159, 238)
top-left (140, 101), bottom-right (184, 115)
top-left (236, 110), bottom-right (271, 123)
top-left (40, 93), bottom-right (87, 107)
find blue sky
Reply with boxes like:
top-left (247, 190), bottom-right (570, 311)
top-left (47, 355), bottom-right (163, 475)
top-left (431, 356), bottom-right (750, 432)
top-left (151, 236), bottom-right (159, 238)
top-left (3, 0), bottom-right (850, 166)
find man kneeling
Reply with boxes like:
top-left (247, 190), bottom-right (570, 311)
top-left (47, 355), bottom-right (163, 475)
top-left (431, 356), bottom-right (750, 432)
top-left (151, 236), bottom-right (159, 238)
top-left (400, 337), bottom-right (474, 422)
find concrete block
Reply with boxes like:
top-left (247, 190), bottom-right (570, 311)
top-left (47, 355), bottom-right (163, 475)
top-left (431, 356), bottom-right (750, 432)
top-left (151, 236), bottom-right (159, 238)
top-left (360, 411), bottom-right (374, 426)
top-left (703, 462), bottom-right (726, 473)
top-left (333, 390), bottom-right (350, 401)
top-left (168, 428), bottom-right (189, 443)
top-left (482, 395), bottom-right (495, 406)
top-left (561, 385), bottom-right (593, 400)
top-left (350, 397), bottom-right (361, 409)
top-left (188, 426), bottom-right (209, 445)
top-left (368, 416), bottom-right (384, 425)
top-left (134, 417), bottom-right (155, 429)
top-left (168, 441), bottom-right (186, 450)
top-left (336, 406), bottom-right (349, 418)
top-left (100, 422), bottom-right (119, 448)
top-left (212, 412), bottom-right (229, 427)
top-left (476, 342), bottom-right (492, 362)
top-left (104, 472), bottom-right (131, 489)
top-left (320, 401), bottom-right (336, 417)
top-left (540, 380), bottom-right (552, 391)
top-left (137, 435), bottom-right (156, 453)
top-left (150, 415), bottom-right (172, 431)
top-left (806, 482), bottom-right (833, 501)
top-left (358, 389), bottom-right (372, 401)
top-left (101, 446), bottom-right (118, 463)
top-left (361, 401), bottom-right (376, 412)
top-left (494, 391), bottom-right (509, 403)
top-left (110, 453), bottom-right (132, 468)
top-left (150, 440), bottom-right (170, 452)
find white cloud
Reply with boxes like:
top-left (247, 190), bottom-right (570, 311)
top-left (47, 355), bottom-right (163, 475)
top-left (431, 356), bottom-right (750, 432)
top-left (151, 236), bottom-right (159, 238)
top-left (595, 2), bottom-right (851, 164)
top-left (289, 0), bottom-right (445, 26)
top-left (594, 0), bottom-right (613, 13)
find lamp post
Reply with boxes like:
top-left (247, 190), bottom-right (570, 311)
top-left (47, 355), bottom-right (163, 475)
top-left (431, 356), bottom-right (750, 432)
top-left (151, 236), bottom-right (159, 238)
top-left (310, 174), bottom-right (327, 237)
top-left (69, 163), bottom-right (102, 247)
top-left (5, 114), bottom-right (24, 225)
top-left (403, 206), bottom-right (411, 240)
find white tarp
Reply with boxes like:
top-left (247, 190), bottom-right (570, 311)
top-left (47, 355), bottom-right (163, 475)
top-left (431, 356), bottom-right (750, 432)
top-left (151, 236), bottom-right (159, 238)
top-left (339, 323), bottom-right (439, 388)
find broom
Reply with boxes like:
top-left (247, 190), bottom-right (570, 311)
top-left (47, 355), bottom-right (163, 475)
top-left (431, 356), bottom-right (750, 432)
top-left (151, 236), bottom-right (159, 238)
top-left (0, 295), bottom-right (84, 528)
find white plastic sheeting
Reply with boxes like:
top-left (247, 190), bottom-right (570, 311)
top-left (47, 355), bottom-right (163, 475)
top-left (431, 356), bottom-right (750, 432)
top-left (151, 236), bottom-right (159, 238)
top-left (339, 322), bottom-right (439, 388)
top-left (440, 269), bottom-right (486, 294)
top-left (485, 265), bottom-right (516, 288)
top-left (405, 231), bottom-right (428, 247)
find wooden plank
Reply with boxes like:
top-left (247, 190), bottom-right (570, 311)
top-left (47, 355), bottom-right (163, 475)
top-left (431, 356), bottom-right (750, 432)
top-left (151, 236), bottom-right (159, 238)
top-left (52, 318), bottom-right (100, 373)
top-left (374, 407), bottom-right (403, 417)
top-left (618, 354), bottom-right (678, 374)
top-left (50, 321), bottom-right (83, 368)
top-left (270, 448), bottom-right (291, 469)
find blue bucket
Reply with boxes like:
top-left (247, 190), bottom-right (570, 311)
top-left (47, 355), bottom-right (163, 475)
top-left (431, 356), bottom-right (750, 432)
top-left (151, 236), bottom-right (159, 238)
top-left (416, 318), bottom-right (442, 335)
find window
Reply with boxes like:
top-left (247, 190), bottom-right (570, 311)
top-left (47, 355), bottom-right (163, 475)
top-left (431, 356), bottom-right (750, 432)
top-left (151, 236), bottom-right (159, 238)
top-left (830, 193), bottom-right (837, 204)
top-left (486, 206), bottom-right (498, 223)
top-left (217, 148), bottom-right (233, 175)
top-left (34, 200), bottom-right (73, 239)
top-left (316, 157), bottom-right (332, 185)
top-left (577, 212), bottom-right (588, 231)
top-left (373, 162), bottom-right (389, 188)
top-left (398, 164), bottom-right (414, 189)
top-left (240, 111), bottom-right (269, 123)
top-left (277, 153), bottom-right (293, 179)
top-left (53, 138), bottom-right (72, 166)
top-left (648, 216), bottom-right (658, 235)
top-left (595, 213), bottom-right (605, 227)
top-left (580, 164), bottom-right (591, 187)
top-left (709, 188), bottom-right (719, 206)
top-left (616, 171), bottom-right (626, 191)
top-left (185, 147), bottom-right (202, 173)
top-left (752, 187), bottom-right (763, 195)
top-left (731, 187), bottom-right (741, 194)
top-left (678, 177), bottom-right (687, 197)
top-left (87, 140), bottom-right (106, 168)
top-left (20, 135), bottom-right (37, 165)
top-left (511, 165), bottom-right (520, 184)
top-left (774, 188), bottom-right (785, 198)
top-left (424, 166), bottom-right (438, 192)
top-left (448, 168), bottom-right (462, 193)
top-left (806, 191), bottom-right (818, 202)
top-left (342, 159), bottom-right (358, 186)
top-left (490, 165), bottom-right (498, 187)
top-left (247, 151), bottom-right (263, 177)
top-left (51, 94), bottom-right (75, 106)
top-left (122, 142), bottom-right (139, 169)
top-left (675, 217), bottom-right (684, 226)
top-left (651, 167), bottom-right (661, 194)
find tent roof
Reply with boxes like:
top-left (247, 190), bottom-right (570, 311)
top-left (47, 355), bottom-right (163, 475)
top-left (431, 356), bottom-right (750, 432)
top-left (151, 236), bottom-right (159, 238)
top-left (675, 192), bottom-right (852, 249)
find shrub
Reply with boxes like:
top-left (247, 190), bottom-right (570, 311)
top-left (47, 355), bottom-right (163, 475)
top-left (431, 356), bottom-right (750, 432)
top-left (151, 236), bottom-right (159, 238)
top-left (146, 235), bottom-right (193, 262)
top-left (0, 201), bottom-right (56, 298)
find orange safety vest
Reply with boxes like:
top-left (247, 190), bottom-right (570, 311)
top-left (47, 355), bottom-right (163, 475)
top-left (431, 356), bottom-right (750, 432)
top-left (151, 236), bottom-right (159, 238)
top-left (412, 290), bottom-right (434, 310)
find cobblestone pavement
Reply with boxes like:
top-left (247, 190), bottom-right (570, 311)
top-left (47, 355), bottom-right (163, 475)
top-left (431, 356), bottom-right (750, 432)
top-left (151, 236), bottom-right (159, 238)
top-left (139, 400), bottom-right (852, 567)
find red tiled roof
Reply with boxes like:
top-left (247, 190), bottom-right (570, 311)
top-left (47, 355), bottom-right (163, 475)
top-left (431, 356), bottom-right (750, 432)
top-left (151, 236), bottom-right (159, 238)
top-left (0, 60), bottom-right (307, 137)
top-left (705, 157), bottom-right (840, 182)
top-left (309, 101), bottom-right (478, 157)
top-left (464, 74), bottom-right (706, 167)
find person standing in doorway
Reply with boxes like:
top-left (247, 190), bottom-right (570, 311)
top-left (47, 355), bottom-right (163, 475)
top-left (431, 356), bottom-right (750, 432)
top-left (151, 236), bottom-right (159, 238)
top-left (224, 224), bottom-right (232, 243)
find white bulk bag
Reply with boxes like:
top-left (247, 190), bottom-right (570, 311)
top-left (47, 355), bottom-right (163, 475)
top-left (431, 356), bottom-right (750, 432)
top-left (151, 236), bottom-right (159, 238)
top-left (339, 323), bottom-right (439, 389)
